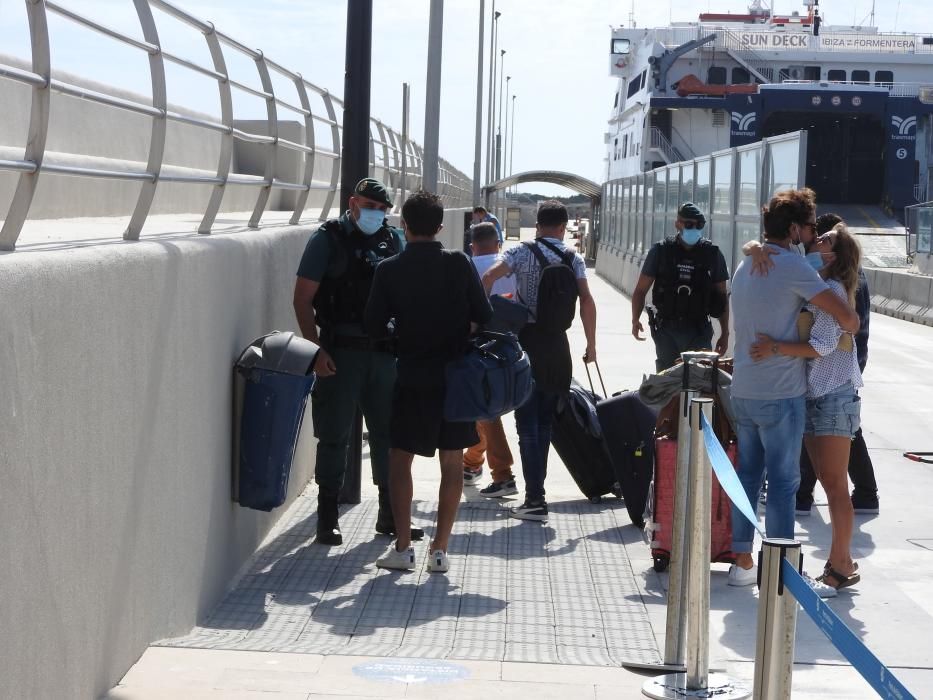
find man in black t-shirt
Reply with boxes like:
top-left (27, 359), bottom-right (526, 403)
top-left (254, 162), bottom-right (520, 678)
top-left (630, 202), bottom-right (730, 371)
top-left (365, 191), bottom-right (492, 574)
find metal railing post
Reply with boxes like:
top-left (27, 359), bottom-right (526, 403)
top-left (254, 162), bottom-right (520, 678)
top-left (644, 396), bottom-right (750, 700)
top-left (248, 51), bottom-right (277, 229)
top-left (0, 0), bottom-right (50, 251)
top-left (753, 539), bottom-right (801, 700)
top-left (198, 21), bottom-right (233, 234)
top-left (319, 89), bottom-right (341, 220)
top-left (289, 74), bottom-right (315, 225)
top-left (124, 0), bottom-right (166, 241)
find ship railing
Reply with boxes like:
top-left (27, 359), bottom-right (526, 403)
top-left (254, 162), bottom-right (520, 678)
top-left (714, 28), bottom-right (776, 82)
top-left (779, 78), bottom-right (931, 97)
top-left (649, 127), bottom-right (684, 165)
top-left (0, 0), bottom-right (471, 251)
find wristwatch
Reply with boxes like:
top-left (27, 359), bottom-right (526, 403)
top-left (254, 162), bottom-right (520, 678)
top-left (771, 342), bottom-right (779, 356)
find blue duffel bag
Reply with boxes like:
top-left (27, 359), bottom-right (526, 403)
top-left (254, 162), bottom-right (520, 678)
top-left (444, 331), bottom-right (534, 422)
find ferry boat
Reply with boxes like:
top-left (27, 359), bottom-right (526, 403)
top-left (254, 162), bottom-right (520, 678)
top-left (606, 0), bottom-right (933, 212)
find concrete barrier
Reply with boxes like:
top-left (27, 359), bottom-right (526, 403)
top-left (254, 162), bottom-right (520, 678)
top-left (0, 225), bottom-right (319, 700)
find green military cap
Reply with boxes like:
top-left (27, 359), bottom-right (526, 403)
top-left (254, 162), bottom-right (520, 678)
top-left (677, 201), bottom-right (706, 228)
top-left (354, 177), bottom-right (393, 207)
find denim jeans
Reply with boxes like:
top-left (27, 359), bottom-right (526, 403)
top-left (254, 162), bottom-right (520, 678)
top-left (513, 387), bottom-right (560, 502)
top-left (731, 395), bottom-right (806, 552)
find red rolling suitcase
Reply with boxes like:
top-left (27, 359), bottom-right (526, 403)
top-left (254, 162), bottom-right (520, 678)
top-left (646, 437), bottom-right (738, 573)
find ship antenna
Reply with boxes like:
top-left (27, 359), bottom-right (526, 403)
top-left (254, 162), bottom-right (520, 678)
top-left (629, 0), bottom-right (635, 29)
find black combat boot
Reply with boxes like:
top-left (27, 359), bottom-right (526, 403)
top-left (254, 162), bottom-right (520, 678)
top-left (316, 489), bottom-right (343, 545)
top-left (375, 485), bottom-right (424, 540)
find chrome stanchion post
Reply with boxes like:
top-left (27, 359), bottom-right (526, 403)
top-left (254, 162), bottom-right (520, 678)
top-left (644, 397), bottom-right (750, 700)
top-left (663, 350), bottom-right (719, 669)
top-left (753, 539), bottom-right (801, 700)
top-left (685, 397), bottom-right (713, 689)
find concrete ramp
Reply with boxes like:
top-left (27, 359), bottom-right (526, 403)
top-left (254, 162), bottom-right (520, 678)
top-left (819, 203), bottom-right (909, 268)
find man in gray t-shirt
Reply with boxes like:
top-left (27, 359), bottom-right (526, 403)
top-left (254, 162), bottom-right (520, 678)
top-left (727, 190), bottom-right (859, 590)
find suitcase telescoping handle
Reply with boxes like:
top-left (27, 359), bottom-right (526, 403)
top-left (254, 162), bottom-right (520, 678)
top-left (583, 358), bottom-right (607, 397)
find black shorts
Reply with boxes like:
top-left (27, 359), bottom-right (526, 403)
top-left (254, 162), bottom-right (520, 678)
top-left (390, 383), bottom-right (479, 457)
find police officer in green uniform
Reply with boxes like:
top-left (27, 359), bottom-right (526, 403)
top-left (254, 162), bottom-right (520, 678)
top-left (631, 202), bottom-right (731, 371)
top-left (293, 178), bottom-right (423, 545)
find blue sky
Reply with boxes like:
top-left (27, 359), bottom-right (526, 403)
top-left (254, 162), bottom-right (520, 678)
top-left (0, 1), bottom-right (928, 195)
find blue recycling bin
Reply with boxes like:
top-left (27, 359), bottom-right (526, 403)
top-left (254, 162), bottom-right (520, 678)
top-left (233, 331), bottom-right (319, 511)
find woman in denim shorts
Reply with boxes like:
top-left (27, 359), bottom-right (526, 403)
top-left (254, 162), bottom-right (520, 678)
top-left (751, 223), bottom-right (862, 591)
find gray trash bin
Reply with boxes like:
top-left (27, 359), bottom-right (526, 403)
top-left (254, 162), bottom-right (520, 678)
top-left (233, 331), bottom-right (319, 511)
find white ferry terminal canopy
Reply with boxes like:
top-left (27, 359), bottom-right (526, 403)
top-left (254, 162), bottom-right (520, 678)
top-left (484, 171), bottom-right (602, 202)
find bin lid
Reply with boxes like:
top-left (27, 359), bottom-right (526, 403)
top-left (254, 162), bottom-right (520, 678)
top-left (236, 331), bottom-right (319, 375)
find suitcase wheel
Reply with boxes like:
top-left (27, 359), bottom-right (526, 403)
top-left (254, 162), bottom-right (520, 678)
top-left (589, 495), bottom-right (602, 504)
top-left (652, 555), bottom-right (670, 573)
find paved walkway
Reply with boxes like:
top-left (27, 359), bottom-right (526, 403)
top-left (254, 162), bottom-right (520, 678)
top-left (107, 229), bottom-right (933, 699)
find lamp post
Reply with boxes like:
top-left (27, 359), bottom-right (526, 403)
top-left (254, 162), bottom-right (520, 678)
top-left (472, 0), bottom-right (484, 204)
top-left (503, 75), bottom-right (511, 186)
top-left (496, 49), bottom-right (506, 181)
top-left (509, 93), bottom-right (516, 180)
top-left (422, 0), bottom-right (443, 193)
top-left (485, 7), bottom-right (499, 186)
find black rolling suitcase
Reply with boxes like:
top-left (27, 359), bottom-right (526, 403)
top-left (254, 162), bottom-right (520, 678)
top-left (595, 390), bottom-right (657, 528)
top-left (550, 362), bottom-right (622, 503)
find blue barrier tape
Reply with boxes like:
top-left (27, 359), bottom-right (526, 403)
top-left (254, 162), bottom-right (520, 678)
top-left (700, 413), bottom-right (764, 536)
top-left (781, 560), bottom-right (916, 700)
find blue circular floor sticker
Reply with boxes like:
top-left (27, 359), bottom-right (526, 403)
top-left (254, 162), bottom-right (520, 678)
top-left (353, 658), bottom-right (470, 684)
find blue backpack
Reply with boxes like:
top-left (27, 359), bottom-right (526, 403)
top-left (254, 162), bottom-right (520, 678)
top-left (444, 331), bottom-right (534, 422)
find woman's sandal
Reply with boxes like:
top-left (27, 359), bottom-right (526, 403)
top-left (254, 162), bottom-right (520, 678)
top-left (824, 560), bottom-right (859, 574)
top-left (818, 566), bottom-right (861, 590)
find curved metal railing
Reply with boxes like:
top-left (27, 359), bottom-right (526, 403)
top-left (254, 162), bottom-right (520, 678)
top-left (0, 0), bottom-right (471, 250)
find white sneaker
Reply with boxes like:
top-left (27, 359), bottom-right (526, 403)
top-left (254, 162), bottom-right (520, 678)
top-left (426, 549), bottom-right (449, 573)
top-left (803, 573), bottom-right (838, 599)
top-left (376, 543), bottom-right (415, 571)
top-left (728, 563), bottom-right (758, 587)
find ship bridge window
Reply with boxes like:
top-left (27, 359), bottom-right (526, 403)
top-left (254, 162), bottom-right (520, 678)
top-left (827, 69), bottom-right (846, 82)
top-left (804, 66), bottom-right (821, 81)
top-left (614, 91), bottom-right (620, 108)
top-left (612, 38), bottom-right (631, 54)
top-left (852, 69), bottom-right (870, 84)
top-left (731, 67), bottom-right (751, 84)
top-left (628, 77), bottom-right (641, 98)
top-left (708, 66), bottom-right (727, 85)
top-left (875, 70), bottom-right (894, 87)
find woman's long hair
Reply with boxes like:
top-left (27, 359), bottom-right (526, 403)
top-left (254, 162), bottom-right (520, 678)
top-left (822, 223), bottom-right (861, 304)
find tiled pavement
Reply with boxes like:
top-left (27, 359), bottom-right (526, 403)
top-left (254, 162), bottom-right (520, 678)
top-left (157, 496), bottom-right (662, 669)
top-left (110, 234), bottom-right (933, 698)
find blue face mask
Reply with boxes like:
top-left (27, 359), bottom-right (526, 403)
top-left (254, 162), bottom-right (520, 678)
top-left (681, 228), bottom-right (702, 246)
top-left (806, 252), bottom-right (824, 271)
top-left (355, 207), bottom-right (385, 235)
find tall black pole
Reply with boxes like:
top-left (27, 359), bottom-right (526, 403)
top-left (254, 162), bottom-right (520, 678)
top-left (338, 0), bottom-right (373, 505)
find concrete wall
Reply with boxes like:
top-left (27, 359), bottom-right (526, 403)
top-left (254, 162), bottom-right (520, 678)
top-left (0, 226), bottom-right (318, 700)
top-left (864, 266), bottom-right (933, 326)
